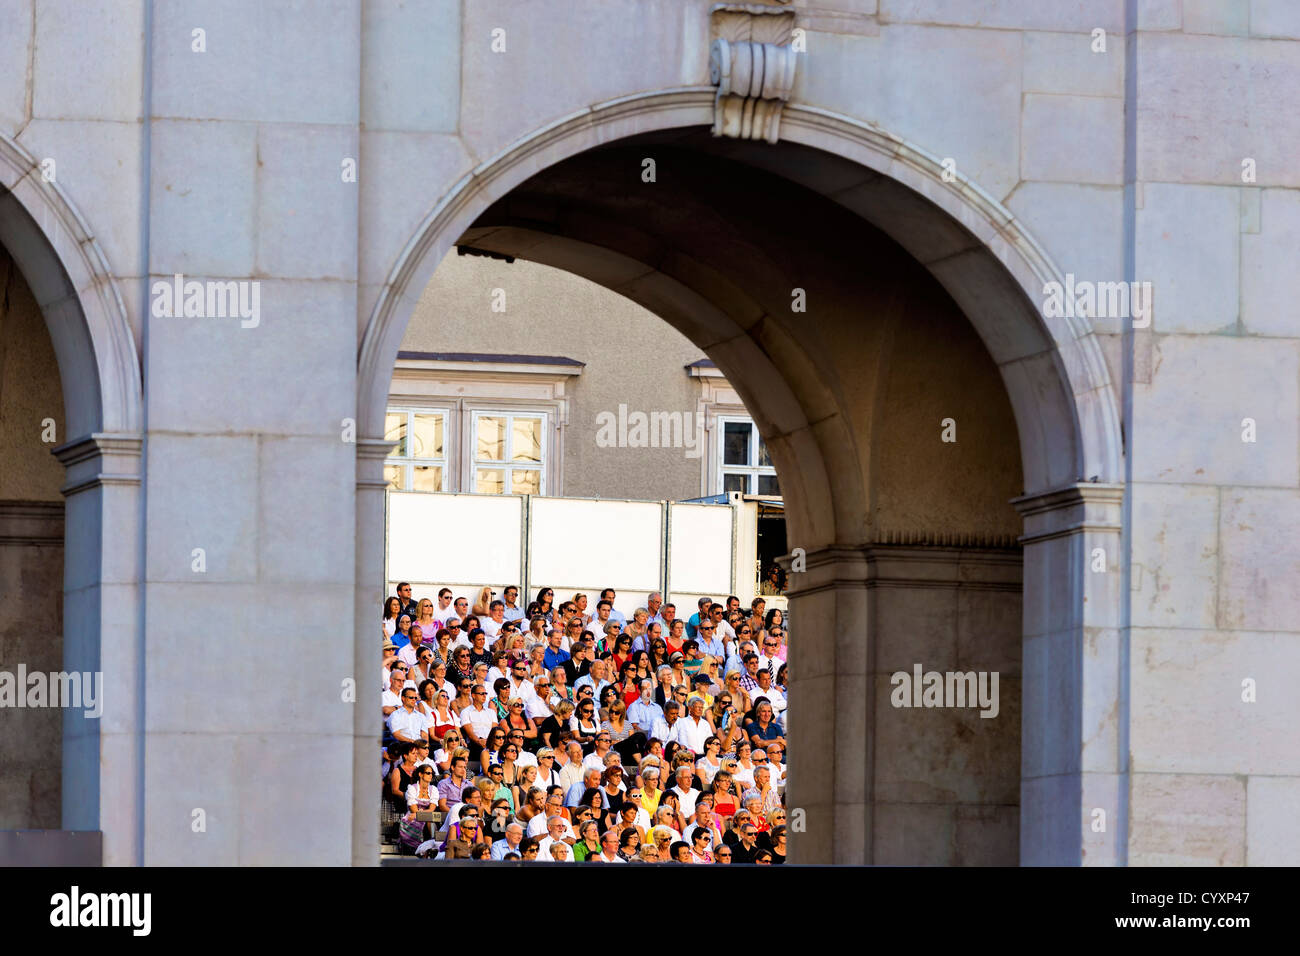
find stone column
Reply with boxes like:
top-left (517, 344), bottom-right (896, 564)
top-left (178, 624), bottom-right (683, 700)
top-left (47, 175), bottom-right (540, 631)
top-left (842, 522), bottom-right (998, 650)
top-left (55, 433), bottom-right (143, 866)
top-left (785, 546), bottom-right (869, 864)
top-left (352, 438), bottom-right (391, 864)
top-left (1014, 483), bottom-right (1125, 865)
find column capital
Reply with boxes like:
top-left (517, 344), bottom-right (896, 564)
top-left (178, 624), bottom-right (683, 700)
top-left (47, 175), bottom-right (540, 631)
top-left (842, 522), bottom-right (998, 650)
top-left (356, 437), bottom-right (396, 491)
top-left (1011, 482), bottom-right (1123, 545)
top-left (53, 432), bottom-right (143, 497)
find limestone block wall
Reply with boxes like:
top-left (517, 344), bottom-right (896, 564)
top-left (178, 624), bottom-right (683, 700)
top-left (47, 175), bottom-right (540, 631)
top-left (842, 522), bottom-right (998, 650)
top-left (1124, 11), bottom-right (1300, 866)
top-left (868, 548), bottom-right (1022, 866)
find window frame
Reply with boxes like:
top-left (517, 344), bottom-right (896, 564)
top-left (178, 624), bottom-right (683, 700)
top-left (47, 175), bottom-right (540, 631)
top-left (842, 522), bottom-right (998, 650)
top-left (715, 414), bottom-right (778, 496)
top-left (468, 408), bottom-right (549, 497)
top-left (383, 406), bottom-right (451, 493)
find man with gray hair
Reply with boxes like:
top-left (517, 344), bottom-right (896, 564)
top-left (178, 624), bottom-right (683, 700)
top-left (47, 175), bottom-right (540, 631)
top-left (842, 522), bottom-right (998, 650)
top-left (565, 766), bottom-right (603, 808)
top-left (490, 821), bottom-right (526, 860)
top-left (536, 814), bottom-right (577, 861)
top-left (646, 591), bottom-right (663, 623)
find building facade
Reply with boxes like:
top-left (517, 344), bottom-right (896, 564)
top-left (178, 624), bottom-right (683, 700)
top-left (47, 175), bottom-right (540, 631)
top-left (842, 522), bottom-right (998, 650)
top-left (387, 252), bottom-right (778, 504)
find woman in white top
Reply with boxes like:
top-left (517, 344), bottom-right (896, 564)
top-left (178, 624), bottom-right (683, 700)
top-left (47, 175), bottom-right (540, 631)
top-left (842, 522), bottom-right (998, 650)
top-left (732, 739), bottom-right (757, 789)
top-left (433, 729), bottom-right (464, 773)
top-left (695, 735), bottom-right (724, 786)
top-left (405, 765), bottom-right (436, 812)
top-left (382, 597), bottom-right (401, 638)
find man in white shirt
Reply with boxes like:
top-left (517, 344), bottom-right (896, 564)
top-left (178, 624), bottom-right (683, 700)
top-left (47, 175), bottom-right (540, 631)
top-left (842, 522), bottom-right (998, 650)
top-left (557, 743), bottom-right (586, 796)
top-left (669, 765), bottom-right (701, 819)
top-left (649, 700), bottom-right (681, 745)
top-left (669, 695), bottom-right (713, 754)
top-left (397, 625), bottom-right (427, 669)
top-left (381, 667), bottom-right (408, 716)
top-left (446, 617), bottom-right (469, 650)
top-left (594, 828), bottom-right (625, 863)
top-left (506, 659), bottom-right (536, 703)
top-left (582, 733), bottom-right (618, 773)
top-left (481, 600), bottom-right (507, 641)
top-left (460, 684), bottom-right (498, 758)
top-left (528, 793), bottom-right (575, 837)
top-left (588, 600), bottom-right (616, 640)
top-left (599, 589), bottom-right (628, 629)
top-left (387, 687), bottom-right (431, 744)
top-left (432, 587), bottom-right (455, 627)
top-left (752, 669), bottom-right (787, 718)
top-left (535, 814), bottom-right (577, 860)
top-left (683, 802), bottom-right (721, 849)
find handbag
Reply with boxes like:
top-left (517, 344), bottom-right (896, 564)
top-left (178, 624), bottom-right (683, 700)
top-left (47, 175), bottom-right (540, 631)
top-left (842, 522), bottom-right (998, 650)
top-left (398, 816), bottom-right (426, 853)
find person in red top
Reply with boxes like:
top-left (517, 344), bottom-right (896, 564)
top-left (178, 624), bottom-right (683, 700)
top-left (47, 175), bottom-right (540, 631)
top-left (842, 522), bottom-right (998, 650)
top-left (710, 766), bottom-right (740, 821)
top-left (664, 619), bottom-right (687, 658)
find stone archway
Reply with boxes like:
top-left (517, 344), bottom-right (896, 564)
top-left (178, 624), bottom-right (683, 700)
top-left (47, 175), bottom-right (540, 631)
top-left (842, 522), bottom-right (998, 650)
top-left (355, 92), bottom-right (1125, 866)
top-left (0, 134), bottom-right (144, 865)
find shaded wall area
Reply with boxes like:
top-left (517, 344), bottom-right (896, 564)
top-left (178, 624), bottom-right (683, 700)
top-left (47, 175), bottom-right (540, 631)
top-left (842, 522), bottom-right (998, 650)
top-left (0, 245), bottom-right (64, 828)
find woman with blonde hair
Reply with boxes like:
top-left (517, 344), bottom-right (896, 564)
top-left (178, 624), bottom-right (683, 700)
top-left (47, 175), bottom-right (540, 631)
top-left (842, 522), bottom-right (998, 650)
top-left (415, 597), bottom-right (439, 640)
top-left (549, 665), bottom-right (574, 705)
top-left (511, 763), bottom-right (538, 812)
top-left (472, 586), bottom-right (494, 618)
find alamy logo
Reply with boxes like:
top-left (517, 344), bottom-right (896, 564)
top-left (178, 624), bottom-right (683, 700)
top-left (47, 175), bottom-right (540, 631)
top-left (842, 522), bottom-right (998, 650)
top-left (50, 886), bottom-right (150, 936)
top-left (890, 663), bottom-right (999, 718)
top-left (150, 273), bottom-right (261, 328)
top-left (0, 666), bottom-right (103, 717)
top-left (1041, 273), bottom-right (1152, 328)
top-left (594, 404), bottom-right (706, 459)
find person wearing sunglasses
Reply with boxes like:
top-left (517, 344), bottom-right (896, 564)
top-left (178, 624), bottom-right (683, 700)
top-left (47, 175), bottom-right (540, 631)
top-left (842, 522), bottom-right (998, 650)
top-left (433, 731), bottom-right (462, 774)
top-left (443, 803), bottom-right (489, 859)
top-left (570, 697), bottom-right (600, 753)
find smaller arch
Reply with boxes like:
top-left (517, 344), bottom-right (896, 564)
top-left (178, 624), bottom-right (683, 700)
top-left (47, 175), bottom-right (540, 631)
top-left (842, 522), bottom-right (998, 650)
top-left (0, 132), bottom-right (143, 439)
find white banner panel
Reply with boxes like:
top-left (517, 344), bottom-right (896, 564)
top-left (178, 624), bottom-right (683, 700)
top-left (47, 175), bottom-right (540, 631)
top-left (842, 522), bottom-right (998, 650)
top-left (668, 503), bottom-right (734, 595)
top-left (529, 498), bottom-right (663, 598)
top-left (388, 492), bottom-right (522, 588)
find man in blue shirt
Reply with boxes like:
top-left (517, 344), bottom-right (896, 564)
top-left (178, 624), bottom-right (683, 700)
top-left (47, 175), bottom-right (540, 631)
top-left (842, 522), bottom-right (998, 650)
top-left (543, 629), bottom-right (570, 671)
top-left (627, 679), bottom-right (664, 736)
top-left (686, 597), bottom-right (712, 640)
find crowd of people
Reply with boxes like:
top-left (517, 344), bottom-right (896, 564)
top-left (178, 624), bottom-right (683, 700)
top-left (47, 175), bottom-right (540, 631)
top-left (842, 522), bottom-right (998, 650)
top-left (381, 584), bottom-right (791, 862)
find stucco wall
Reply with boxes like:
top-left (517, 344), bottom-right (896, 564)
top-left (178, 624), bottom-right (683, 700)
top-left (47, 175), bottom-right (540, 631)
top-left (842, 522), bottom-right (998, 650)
top-left (404, 253), bottom-right (709, 502)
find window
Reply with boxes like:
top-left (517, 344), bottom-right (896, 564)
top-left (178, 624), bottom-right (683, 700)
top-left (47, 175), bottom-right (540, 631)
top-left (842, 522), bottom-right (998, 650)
top-left (384, 408), bottom-right (448, 492)
top-left (718, 416), bottom-right (778, 496)
top-left (472, 411), bottom-right (546, 495)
